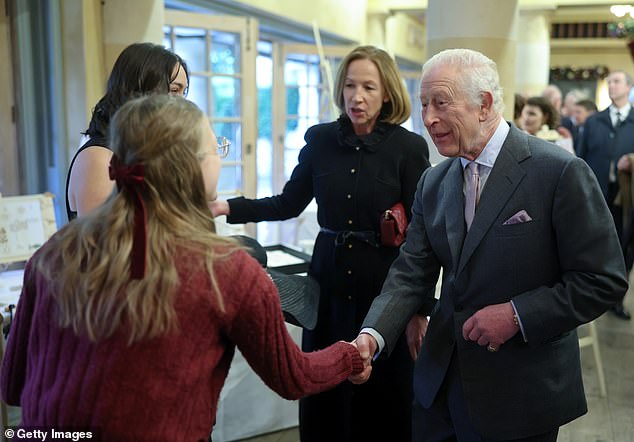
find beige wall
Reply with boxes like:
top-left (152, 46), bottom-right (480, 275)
top-left (61, 0), bottom-right (100, 154)
top-left (102, 0), bottom-right (164, 72)
top-left (83, 0), bottom-right (106, 114)
top-left (239, 0), bottom-right (366, 45)
top-left (386, 12), bottom-right (425, 63)
top-left (0, 0), bottom-right (19, 195)
top-left (551, 46), bottom-right (634, 79)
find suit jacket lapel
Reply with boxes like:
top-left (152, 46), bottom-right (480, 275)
top-left (443, 159), bottom-right (466, 270)
top-left (456, 126), bottom-right (530, 276)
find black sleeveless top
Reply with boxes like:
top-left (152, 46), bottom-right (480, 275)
top-left (65, 136), bottom-right (109, 221)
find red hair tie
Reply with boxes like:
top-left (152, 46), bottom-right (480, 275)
top-left (109, 154), bottom-right (147, 280)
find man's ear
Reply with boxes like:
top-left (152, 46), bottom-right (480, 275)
top-left (479, 91), bottom-right (494, 121)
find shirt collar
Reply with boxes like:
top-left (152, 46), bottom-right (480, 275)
top-left (610, 103), bottom-right (631, 118)
top-left (460, 118), bottom-right (509, 169)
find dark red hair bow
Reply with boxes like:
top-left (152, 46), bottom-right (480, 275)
top-left (109, 154), bottom-right (147, 280)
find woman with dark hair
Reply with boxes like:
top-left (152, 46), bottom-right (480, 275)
top-left (520, 96), bottom-right (560, 135)
top-left (65, 42), bottom-right (189, 220)
top-left (521, 96), bottom-right (574, 154)
top-left (211, 45), bottom-right (430, 442)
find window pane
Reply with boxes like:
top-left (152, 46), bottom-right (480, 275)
top-left (212, 77), bottom-right (241, 117)
top-left (172, 27), bottom-right (206, 73)
top-left (285, 60), bottom-right (305, 86)
top-left (287, 86), bottom-right (300, 117)
top-left (218, 164), bottom-right (242, 193)
top-left (212, 122), bottom-right (242, 162)
top-left (211, 31), bottom-right (240, 74)
top-left (162, 27), bottom-right (172, 50)
top-left (187, 76), bottom-right (208, 112)
top-left (307, 63), bottom-right (320, 86)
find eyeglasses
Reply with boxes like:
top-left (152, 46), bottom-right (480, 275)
top-left (217, 136), bottom-right (231, 159)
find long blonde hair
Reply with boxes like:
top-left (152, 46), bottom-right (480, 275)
top-left (38, 95), bottom-right (237, 343)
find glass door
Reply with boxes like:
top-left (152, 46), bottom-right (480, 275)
top-left (259, 43), bottom-right (353, 249)
top-left (163, 10), bottom-right (258, 235)
top-left (401, 70), bottom-right (424, 136)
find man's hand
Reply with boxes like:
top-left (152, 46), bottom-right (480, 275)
top-left (209, 200), bottom-right (230, 217)
top-left (462, 301), bottom-right (519, 351)
top-left (405, 314), bottom-right (428, 360)
top-left (348, 334), bottom-right (377, 384)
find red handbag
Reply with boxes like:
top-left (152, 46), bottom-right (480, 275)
top-left (380, 202), bottom-right (408, 247)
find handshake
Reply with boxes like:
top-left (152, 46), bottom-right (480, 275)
top-left (346, 313), bottom-right (430, 384)
top-left (346, 334), bottom-right (377, 385)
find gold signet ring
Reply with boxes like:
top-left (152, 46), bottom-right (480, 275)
top-left (487, 344), bottom-right (498, 352)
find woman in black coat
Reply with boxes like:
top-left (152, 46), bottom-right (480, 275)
top-left (211, 45), bottom-right (430, 442)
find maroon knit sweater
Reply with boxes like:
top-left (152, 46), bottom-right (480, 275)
top-left (0, 247), bottom-right (363, 441)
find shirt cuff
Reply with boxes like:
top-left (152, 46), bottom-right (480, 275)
top-left (359, 327), bottom-right (385, 360)
top-left (510, 300), bottom-right (528, 342)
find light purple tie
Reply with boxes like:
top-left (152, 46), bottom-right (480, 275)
top-left (465, 162), bottom-right (480, 231)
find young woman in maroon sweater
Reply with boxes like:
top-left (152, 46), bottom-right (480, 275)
top-left (1, 95), bottom-right (365, 442)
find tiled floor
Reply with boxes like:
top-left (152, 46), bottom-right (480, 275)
top-left (239, 285), bottom-right (634, 442)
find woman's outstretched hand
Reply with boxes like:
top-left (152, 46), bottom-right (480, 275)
top-left (209, 200), bottom-right (230, 217)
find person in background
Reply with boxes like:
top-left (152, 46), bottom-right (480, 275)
top-left (562, 89), bottom-right (589, 120)
top-left (513, 93), bottom-right (526, 128)
top-left (352, 48), bottom-right (627, 441)
top-left (211, 45), bottom-right (430, 442)
top-left (1, 95), bottom-right (366, 442)
top-left (574, 98), bottom-right (598, 126)
top-left (520, 96), bottom-right (560, 136)
top-left (572, 99), bottom-right (598, 154)
top-left (66, 42), bottom-right (189, 221)
top-left (579, 70), bottom-right (634, 320)
top-left (561, 89), bottom-right (590, 147)
top-left (520, 96), bottom-right (574, 154)
top-left (542, 84), bottom-right (563, 115)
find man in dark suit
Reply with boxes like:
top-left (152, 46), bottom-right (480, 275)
top-left (350, 49), bottom-right (627, 441)
top-left (578, 70), bottom-right (634, 320)
top-left (572, 99), bottom-right (597, 154)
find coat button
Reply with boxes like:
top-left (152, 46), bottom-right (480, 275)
top-left (347, 270), bottom-right (352, 275)
top-left (348, 296), bottom-right (352, 300)
top-left (348, 244), bottom-right (353, 249)
top-left (350, 168), bottom-right (356, 174)
top-left (355, 146), bottom-right (360, 151)
top-left (348, 219), bottom-right (353, 225)
top-left (347, 194), bottom-right (352, 199)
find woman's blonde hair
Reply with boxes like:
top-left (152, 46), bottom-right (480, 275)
top-left (37, 94), bottom-right (237, 343)
top-left (333, 45), bottom-right (411, 125)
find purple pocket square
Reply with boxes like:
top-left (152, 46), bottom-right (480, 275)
top-left (502, 210), bottom-right (533, 225)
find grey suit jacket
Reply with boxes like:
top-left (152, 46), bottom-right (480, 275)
top-left (362, 124), bottom-right (627, 440)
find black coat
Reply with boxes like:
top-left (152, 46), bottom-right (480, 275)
top-left (228, 117), bottom-right (430, 442)
top-left (578, 107), bottom-right (634, 199)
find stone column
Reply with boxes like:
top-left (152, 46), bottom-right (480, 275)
top-left (366, 11), bottom-right (390, 50)
top-left (516, 10), bottom-right (551, 97)
top-left (426, 0), bottom-right (519, 121)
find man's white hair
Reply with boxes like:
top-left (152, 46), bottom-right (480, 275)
top-left (422, 48), bottom-right (504, 115)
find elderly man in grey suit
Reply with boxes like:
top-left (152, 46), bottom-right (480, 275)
top-left (351, 49), bottom-right (627, 442)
